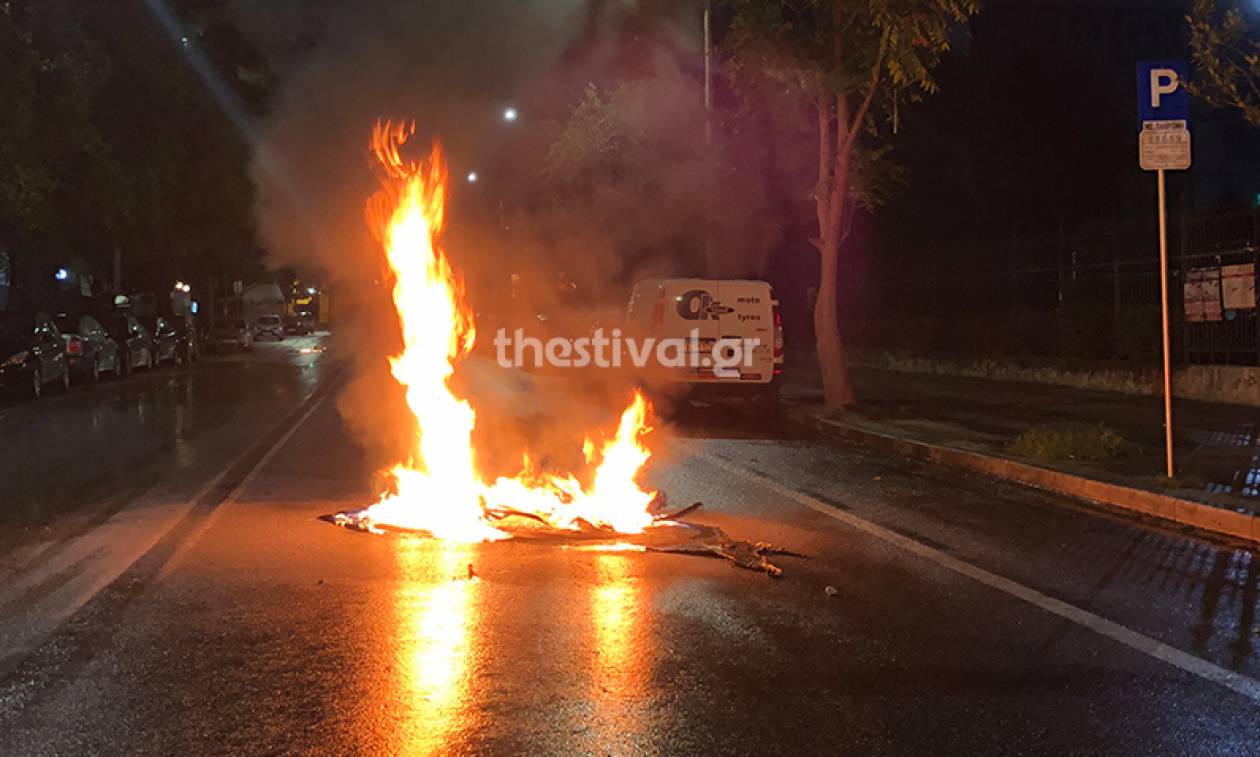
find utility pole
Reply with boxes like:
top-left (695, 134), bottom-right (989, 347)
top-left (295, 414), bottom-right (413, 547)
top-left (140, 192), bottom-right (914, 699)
top-left (702, 1), bottom-right (714, 275)
top-left (704, 2), bottom-right (712, 146)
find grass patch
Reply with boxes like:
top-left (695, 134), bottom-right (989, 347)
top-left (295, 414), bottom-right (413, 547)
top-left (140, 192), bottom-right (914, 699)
top-left (1007, 423), bottom-right (1128, 462)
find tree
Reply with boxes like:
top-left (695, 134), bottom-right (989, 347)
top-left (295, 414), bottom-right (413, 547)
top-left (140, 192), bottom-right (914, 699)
top-left (0, 0), bottom-right (271, 305)
top-left (0, 4), bottom-right (54, 246)
top-left (722, 0), bottom-right (978, 407)
top-left (0, 0), bottom-right (115, 300)
top-left (1188, 0), bottom-right (1260, 127)
top-left (541, 76), bottom-right (776, 287)
top-left (78, 0), bottom-right (272, 292)
top-left (545, 85), bottom-right (643, 194)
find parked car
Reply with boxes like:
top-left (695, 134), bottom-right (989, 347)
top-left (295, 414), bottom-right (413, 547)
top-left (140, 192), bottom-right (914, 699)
top-left (105, 314), bottom-right (157, 374)
top-left (142, 316), bottom-right (182, 364)
top-left (255, 314), bottom-right (284, 341)
top-left (212, 319), bottom-right (254, 351)
top-left (172, 315), bottom-right (201, 364)
top-left (54, 313), bottom-right (121, 382)
top-left (283, 314), bottom-right (311, 336)
top-left (0, 311), bottom-right (71, 398)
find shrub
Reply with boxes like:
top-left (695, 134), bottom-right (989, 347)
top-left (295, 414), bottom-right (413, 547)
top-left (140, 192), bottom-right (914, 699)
top-left (1007, 423), bottom-right (1128, 462)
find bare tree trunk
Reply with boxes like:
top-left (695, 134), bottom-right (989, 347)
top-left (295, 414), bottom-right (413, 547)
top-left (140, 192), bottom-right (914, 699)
top-left (813, 219), bottom-right (853, 406)
top-left (813, 95), bottom-right (855, 408)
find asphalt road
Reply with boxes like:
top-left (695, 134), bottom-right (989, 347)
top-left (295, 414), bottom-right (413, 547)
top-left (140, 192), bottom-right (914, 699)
top-left (1, 337), bottom-right (1258, 755)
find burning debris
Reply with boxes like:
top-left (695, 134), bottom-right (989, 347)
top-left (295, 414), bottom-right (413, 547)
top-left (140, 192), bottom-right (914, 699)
top-left (321, 122), bottom-right (798, 576)
top-left (322, 500), bottom-right (802, 577)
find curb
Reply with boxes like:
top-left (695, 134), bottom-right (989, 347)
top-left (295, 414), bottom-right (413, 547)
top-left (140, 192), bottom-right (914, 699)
top-left (785, 404), bottom-right (1260, 545)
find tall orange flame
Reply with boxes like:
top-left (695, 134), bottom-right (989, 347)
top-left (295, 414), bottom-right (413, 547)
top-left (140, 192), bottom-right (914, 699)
top-left (361, 121), bottom-right (656, 541)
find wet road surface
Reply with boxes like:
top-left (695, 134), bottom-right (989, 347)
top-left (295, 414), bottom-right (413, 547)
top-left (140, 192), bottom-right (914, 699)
top-left (1, 340), bottom-right (1259, 754)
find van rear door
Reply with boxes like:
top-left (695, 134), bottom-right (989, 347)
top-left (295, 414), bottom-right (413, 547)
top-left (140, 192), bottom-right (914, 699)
top-left (717, 281), bottom-right (774, 384)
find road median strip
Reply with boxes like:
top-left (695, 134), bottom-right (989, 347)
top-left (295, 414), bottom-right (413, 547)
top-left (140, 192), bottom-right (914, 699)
top-left (785, 403), bottom-right (1260, 546)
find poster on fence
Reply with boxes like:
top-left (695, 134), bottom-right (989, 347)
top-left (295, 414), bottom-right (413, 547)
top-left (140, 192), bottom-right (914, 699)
top-left (1184, 267), bottom-right (1223, 322)
top-left (1221, 263), bottom-right (1256, 311)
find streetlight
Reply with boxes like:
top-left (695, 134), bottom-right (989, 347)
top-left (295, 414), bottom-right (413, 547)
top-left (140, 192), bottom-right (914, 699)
top-left (54, 267), bottom-right (69, 282)
top-left (502, 106), bottom-right (518, 123)
top-left (466, 171), bottom-right (479, 184)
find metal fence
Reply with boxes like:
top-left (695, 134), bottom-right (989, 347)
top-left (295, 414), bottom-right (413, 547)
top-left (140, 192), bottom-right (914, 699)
top-left (841, 204), bottom-right (1260, 366)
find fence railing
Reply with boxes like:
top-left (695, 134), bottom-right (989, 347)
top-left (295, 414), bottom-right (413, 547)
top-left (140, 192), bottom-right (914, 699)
top-left (840, 204), bottom-right (1260, 367)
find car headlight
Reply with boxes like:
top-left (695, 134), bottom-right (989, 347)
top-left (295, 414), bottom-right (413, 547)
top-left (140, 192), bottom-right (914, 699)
top-left (2, 350), bottom-right (29, 367)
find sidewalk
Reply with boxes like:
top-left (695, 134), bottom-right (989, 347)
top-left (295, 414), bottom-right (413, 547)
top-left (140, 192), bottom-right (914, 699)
top-left (782, 355), bottom-right (1260, 540)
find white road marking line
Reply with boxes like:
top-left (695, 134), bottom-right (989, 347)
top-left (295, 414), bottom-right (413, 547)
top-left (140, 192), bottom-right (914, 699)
top-left (0, 382), bottom-right (331, 603)
top-left (154, 374), bottom-right (339, 578)
top-left (684, 443), bottom-right (1260, 705)
top-left (225, 379), bottom-right (335, 504)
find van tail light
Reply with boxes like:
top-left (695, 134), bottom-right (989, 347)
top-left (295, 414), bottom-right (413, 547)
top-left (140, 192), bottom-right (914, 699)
top-left (773, 308), bottom-right (784, 358)
top-left (66, 337), bottom-right (82, 355)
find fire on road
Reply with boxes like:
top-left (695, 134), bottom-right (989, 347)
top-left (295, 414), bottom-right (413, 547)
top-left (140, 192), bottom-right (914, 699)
top-left (1, 341), bottom-right (1259, 753)
top-left (325, 122), bottom-right (792, 575)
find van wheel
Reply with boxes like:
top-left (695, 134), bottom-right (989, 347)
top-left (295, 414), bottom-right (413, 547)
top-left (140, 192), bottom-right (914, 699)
top-left (29, 368), bottom-right (42, 399)
top-left (90, 358), bottom-right (101, 383)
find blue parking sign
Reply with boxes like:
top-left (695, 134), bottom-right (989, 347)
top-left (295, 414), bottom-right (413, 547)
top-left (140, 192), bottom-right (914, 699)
top-left (1138, 60), bottom-right (1189, 125)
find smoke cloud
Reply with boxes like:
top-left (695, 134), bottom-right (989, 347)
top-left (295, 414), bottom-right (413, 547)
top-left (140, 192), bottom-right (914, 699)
top-left (240, 0), bottom-right (773, 481)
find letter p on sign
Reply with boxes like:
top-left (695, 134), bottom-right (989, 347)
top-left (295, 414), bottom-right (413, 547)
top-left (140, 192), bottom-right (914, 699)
top-left (1150, 68), bottom-right (1179, 108)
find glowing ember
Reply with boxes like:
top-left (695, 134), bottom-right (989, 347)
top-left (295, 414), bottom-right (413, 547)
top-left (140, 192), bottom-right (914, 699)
top-left (357, 121), bottom-right (657, 541)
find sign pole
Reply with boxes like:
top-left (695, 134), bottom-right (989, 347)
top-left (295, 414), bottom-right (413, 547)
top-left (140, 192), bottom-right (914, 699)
top-left (1156, 168), bottom-right (1174, 478)
top-left (1138, 60), bottom-right (1188, 480)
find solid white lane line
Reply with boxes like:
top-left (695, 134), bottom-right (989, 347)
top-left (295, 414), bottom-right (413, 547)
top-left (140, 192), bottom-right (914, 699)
top-left (686, 444), bottom-right (1260, 706)
top-left (223, 378), bottom-right (335, 504)
top-left (153, 373), bottom-right (339, 578)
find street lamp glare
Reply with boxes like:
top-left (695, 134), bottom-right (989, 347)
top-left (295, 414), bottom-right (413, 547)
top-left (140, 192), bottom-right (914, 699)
top-left (503, 107), bottom-right (518, 123)
top-left (467, 171), bottom-right (479, 184)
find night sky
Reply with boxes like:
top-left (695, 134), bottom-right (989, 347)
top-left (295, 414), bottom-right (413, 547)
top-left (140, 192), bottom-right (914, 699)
top-left (879, 0), bottom-right (1258, 274)
top-left (229, 0), bottom-right (1260, 294)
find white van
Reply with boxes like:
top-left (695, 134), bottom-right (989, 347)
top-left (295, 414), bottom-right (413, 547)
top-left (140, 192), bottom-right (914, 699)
top-left (627, 279), bottom-right (783, 405)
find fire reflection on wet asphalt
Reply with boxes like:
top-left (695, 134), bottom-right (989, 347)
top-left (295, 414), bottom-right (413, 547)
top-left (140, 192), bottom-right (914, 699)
top-left (587, 553), bottom-right (652, 753)
top-left (391, 537), bottom-right (479, 754)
